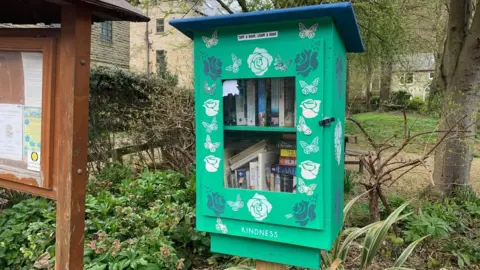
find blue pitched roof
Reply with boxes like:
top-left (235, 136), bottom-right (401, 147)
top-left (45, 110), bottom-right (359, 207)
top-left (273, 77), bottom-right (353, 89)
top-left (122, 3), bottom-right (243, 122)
top-left (169, 2), bottom-right (364, 53)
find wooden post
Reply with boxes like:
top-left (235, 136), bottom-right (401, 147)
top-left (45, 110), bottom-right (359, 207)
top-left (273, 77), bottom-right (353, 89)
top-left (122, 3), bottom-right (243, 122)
top-left (256, 261), bottom-right (288, 270)
top-left (54, 4), bottom-right (92, 270)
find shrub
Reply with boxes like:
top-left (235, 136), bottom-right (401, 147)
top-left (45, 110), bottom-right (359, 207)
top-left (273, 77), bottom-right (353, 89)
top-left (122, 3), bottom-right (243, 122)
top-left (389, 90), bottom-right (411, 106)
top-left (0, 166), bottom-right (208, 269)
top-left (369, 96), bottom-right (380, 109)
top-left (344, 170), bottom-right (356, 194)
top-left (88, 67), bottom-right (195, 174)
top-left (406, 97), bottom-right (426, 112)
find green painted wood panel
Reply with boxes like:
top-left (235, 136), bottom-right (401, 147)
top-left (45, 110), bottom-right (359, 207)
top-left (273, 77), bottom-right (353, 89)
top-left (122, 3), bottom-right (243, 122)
top-left (193, 16), bottom-right (347, 268)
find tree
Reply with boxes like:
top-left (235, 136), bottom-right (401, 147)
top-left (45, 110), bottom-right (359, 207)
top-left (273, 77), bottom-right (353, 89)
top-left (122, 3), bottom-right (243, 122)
top-left (431, 0), bottom-right (480, 192)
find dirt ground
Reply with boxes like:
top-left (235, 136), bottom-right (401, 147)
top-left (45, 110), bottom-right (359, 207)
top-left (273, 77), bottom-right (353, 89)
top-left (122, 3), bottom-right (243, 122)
top-left (345, 148), bottom-right (480, 197)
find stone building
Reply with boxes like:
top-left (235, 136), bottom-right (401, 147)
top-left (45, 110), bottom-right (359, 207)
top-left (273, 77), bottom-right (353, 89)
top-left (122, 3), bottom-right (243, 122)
top-left (130, 0), bottom-right (239, 88)
top-left (391, 53), bottom-right (435, 100)
top-left (0, 21), bottom-right (131, 69)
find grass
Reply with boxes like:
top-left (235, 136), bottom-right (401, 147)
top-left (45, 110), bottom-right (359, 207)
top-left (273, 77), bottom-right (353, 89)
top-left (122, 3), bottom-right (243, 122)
top-left (345, 112), bottom-right (440, 153)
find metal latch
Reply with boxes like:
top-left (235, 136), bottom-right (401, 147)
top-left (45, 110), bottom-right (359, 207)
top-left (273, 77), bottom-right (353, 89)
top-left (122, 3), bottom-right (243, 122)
top-left (319, 117), bottom-right (335, 127)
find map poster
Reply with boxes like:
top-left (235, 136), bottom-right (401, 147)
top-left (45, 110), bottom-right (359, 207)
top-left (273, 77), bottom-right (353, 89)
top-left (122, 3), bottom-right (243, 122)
top-left (0, 104), bottom-right (23, 161)
top-left (23, 106), bottom-right (42, 171)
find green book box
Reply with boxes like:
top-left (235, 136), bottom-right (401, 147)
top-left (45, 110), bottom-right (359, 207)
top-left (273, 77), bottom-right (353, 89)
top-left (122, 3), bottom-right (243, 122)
top-left (170, 3), bottom-right (364, 269)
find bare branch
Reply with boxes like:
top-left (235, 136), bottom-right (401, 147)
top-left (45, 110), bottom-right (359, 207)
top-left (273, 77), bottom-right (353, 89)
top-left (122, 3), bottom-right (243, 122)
top-left (236, 0), bottom-right (249, 12)
top-left (215, 0), bottom-right (234, 14)
top-left (347, 117), bottom-right (378, 150)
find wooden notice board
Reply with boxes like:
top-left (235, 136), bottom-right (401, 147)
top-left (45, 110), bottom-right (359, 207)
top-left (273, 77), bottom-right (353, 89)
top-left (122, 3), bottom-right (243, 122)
top-left (0, 37), bottom-right (55, 197)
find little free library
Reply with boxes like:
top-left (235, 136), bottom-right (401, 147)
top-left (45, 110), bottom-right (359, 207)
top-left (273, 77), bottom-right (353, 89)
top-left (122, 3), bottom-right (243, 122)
top-left (171, 2), bottom-right (364, 269)
top-left (0, 1), bottom-right (148, 269)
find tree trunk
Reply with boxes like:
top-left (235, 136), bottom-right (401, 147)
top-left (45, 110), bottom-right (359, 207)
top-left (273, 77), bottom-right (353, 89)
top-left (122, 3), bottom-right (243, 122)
top-left (365, 63), bottom-right (373, 111)
top-left (368, 186), bottom-right (380, 221)
top-left (379, 59), bottom-right (393, 111)
top-left (433, 0), bottom-right (480, 192)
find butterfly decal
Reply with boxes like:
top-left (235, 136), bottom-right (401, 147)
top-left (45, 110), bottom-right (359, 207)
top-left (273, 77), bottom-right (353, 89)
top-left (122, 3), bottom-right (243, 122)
top-left (300, 78), bottom-right (320, 95)
top-left (285, 214), bottom-right (293, 219)
top-left (204, 135), bottom-right (220, 153)
top-left (202, 31), bottom-right (218, 48)
top-left (202, 117), bottom-right (218, 133)
top-left (204, 82), bottom-right (216, 95)
top-left (297, 178), bottom-right (317, 196)
top-left (299, 23), bottom-right (318, 39)
top-left (297, 116), bottom-right (312, 135)
top-left (300, 137), bottom-right (320, 155)
top-left (227, 194), bottom-right (244, 211)
top-left (215, 218), bottom-right (228, 234)
top-left (225, 53), bottom-right (242, 73)
top-left (274, 55), bottom-right (293, 72)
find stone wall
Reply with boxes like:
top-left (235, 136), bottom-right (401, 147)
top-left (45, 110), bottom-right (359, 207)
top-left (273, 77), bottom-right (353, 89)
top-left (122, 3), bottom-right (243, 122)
top-left (91, 21), bottom-right (130, 69)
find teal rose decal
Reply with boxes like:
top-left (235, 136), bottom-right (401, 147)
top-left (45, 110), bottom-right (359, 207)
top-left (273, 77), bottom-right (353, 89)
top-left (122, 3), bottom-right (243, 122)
top-left (295, 50), bottom-right (319, 77)
top-left (204, 56), bottom-right (222, 80)
top-left (207, 192), bottom-right (226, 216)
top-left (293, 200), bottom-right (316, 226)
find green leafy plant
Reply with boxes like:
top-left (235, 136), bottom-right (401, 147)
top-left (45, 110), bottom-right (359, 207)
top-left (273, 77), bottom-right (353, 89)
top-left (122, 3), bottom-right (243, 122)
top-left (389, 91), bottom-right (411, 107)
top-left (343, 170), bottom-right (357, 194)
top-left (322, 192), bottom-right (427, 270)
top-left (406, 97), bottom-right (426, 112)
top-left (0, 166), bottom-right (209, 270)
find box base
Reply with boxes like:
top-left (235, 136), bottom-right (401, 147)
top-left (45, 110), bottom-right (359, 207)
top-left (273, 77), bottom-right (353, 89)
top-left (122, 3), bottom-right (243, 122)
top-left (211, 234), bottom-right (321, 269)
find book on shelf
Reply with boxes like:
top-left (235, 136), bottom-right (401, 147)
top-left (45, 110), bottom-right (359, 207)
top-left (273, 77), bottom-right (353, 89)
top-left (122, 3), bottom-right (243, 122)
top-left (235, 80), bottom-right (247, 126)
top-left (284, 77), bottom-right (295, 127)
top-left (258, 151), bottom-right (279, 191)
top-left (276, 140), bottom-right (296, 149)
top-left (235, 169), bottom-right (248, 189)
top-left (246, 79), bottom-right (256, 126)
top-left (249, 161), bottom-right (259, 190)
top-left (279, 78), bottom-right (286, 127)
top-left (271, 165), bottom-right (296, 176)
top-left (280, 157), bottom-right (296, 166)
top-left (224, 94), bottom-right (236, 125)
top-left (280, 174), bottom-right (294, 192)
top-left (257, 79), bottom-right (267, 127)
top-left (270, 78), bottom-right (281, 126)
top-left (228, 140), bottom-right (270, 170)
top-left (293, 176), bottom-right (297, 193)
top-left (274, 174), bottom-right (281, 192)
top-left (280, 149), bottom-right (296, 157)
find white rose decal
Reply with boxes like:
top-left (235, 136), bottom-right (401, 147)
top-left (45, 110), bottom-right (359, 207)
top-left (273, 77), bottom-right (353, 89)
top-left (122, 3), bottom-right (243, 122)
top-left (335, 121), bottom-right (342, 165)
top-left (300, 99), bottom-right (321, 118)
top-left (247, 193), bottom-right (272, 221)
top-left (299, 160), bottom-right (320, 180)
top-left (247, 48), bottom-right (273, 76)
top-left (203, 99), bottom-right (220, 117)
top-left (204, 155), bottom-right (221, 172)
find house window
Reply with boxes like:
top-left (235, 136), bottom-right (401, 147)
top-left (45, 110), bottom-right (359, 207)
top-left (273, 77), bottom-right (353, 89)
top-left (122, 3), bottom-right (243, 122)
top-left (156, 50), bottom-right (166, 65)
top-left (429, 72), bottom-right (434, 79)
top-left (156, 18), bottom-right (165, 33)
top-left (400, 72), bottom-right (414, 85)
top-left (100, 21), bottom-right (113, 43)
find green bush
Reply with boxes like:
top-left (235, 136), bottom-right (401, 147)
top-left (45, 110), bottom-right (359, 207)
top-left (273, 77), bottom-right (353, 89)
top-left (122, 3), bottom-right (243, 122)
top-left (344, 170), bottom-right (357, 194)
top-left (369, 96), bottom-right (380, 109)
top-left (406, 97), bottom-right (426, 112)
top-left (389, 90), bottom-right (411, 106)
top-left (0, 166), bottom-right (207, 270)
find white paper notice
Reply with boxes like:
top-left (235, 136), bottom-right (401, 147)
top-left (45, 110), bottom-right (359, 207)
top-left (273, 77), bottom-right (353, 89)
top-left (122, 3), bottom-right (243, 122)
top-left (0, 104), bottom-right (23, 161)
top-left (22, 52), bottom-right (43, 107)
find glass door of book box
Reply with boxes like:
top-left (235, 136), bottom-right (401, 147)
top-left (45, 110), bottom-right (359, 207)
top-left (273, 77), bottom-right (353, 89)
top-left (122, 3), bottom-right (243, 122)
top-left (223, 77), bottom-right (302, 193)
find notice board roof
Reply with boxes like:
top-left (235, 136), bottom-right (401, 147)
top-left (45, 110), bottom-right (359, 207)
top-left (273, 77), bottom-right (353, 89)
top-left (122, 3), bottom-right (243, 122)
top-left (0, 0), bottom-right (149, 24)
top-left (169, 2), bottom-right (364, 52)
